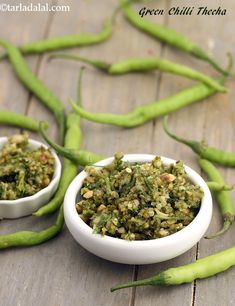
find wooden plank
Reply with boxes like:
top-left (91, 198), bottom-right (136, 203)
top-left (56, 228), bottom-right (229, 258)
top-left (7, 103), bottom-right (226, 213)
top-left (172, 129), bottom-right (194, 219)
top-left (0, 1), bottom-right (61, 306)
top-left (136, 0), bottom-right (234, 305)
top-left (25, 0), bottom-right (164, 305)
top-left (4, 0), bottom-right (133, 305)
top-left (135, 0), bottom-right (201, 303)
top-left (193, 0), bottom-right (235, 303)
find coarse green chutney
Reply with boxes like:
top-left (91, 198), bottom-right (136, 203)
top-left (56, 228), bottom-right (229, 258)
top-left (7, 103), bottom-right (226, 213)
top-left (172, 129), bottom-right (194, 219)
top-left (76, 153), bottom-right (203, 240)
top-left (0, 134), bottom-right (55, 200)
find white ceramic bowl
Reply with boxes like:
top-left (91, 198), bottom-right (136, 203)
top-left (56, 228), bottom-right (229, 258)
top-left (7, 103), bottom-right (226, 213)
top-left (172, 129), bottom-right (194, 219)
top-left (0, 137), bottom-right (61, 219)
top-left (64, 154), bottom-right (212, 265)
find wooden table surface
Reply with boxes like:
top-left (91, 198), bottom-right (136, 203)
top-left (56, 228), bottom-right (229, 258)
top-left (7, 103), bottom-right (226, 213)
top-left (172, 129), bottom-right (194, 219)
top-left (0, 0), bottom-right (235, 305)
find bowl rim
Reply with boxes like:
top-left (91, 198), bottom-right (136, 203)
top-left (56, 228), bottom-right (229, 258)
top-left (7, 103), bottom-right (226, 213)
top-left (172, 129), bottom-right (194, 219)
top-left (0, 136), bottom-right (61, 205)
top-left (64, 154), bottom-right (212, 247)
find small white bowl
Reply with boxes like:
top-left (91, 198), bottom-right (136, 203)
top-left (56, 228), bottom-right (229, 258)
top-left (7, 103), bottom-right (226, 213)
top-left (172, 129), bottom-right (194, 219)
top-left (64, 154), bottom-right (212, 265)
top-left (0, 137), bottom-right (61, 219)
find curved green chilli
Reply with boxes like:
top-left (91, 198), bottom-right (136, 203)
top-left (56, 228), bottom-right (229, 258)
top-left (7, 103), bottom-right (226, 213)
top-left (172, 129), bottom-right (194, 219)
top-left (0, 39), bottom-right (65, 144)
top-left (0, 110), bottom-right (40, 132)
top-left (34, 69), bottom-right (85, 217)
top-left (199, 159), bottom-right (235, 238)
top-left (0, 205), bottom-right (64, 249)
top-left (110, 244), bottom-right (235, 291)
top-left (39, 122), bottom-right (104, 166)
top-left (163, 116), bottom-right (235, 167)
top-left (49, 53), bottom-right (111, 71)
top-left (50, 53), bottom-right (226, 93)
top-left (36, 125), bottom-right (234, 194)
top-left (71, 81), bottom-right (221, 128)
top-left (34, 116), bottom-right (82, 216)
top-left (206, 181), bottom-right (233, 192)
top-left (119, 0), bottom-right (229, 76)
top-left (19, 18), bottom-right (114, 55)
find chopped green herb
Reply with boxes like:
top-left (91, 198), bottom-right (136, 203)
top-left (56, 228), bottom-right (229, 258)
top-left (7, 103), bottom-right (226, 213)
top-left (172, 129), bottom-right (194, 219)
top-left (76, 154), bottom-right (204, 240)
top-left (0, 134), bottom-right (55, 200)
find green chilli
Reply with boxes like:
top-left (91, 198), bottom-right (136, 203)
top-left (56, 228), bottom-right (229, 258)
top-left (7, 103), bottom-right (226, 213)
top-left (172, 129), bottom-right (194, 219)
top-left (71, 81), bottom-right (220, 128)
top-left (0, 39), bottom-right (65, 144)
top-left (0, 110), bottom-right (40, 132)
top-left (49, 53), bottom-right (111, 71)
top-left (206, 181), bottom-right (233, 192)
top-left (120, 0), bottom-right (230, 76)
top-left (0, 16), bottom-right (115, 61)
top-left (111, 244), bottom-right (235, 291)
top-left (0, 205), bottom-right (64, 249)
top-left (20, 18), bottom-right (114, 55)
top-left (50, 53), bottom-right (226, 92)
top-left (163, 116), bottom-right (235, 167)
top-left (199, 159), bottom-right (235, 238)
top-left (34, 117), bottom-right (82, 216)
top-left (39, 121), bottom-right (104, 166)
top-left (34, 69), bottom-right (85, 217)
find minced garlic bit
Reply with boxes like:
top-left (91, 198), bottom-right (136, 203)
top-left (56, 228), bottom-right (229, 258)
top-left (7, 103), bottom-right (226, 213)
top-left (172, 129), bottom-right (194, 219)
top-left (76, 153), bottom-right (203, 241)
top-left (0, 133), bottom-right (55, 200)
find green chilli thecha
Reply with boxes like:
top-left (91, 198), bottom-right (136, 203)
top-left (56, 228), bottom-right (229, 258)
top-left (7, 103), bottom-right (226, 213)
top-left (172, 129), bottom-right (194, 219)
top-left (0, 134), bottom-right (55, 201)
top-left (76, 153), bottom-right (204, 240)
